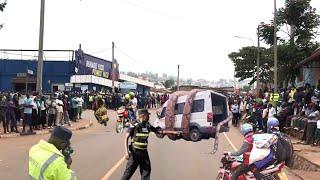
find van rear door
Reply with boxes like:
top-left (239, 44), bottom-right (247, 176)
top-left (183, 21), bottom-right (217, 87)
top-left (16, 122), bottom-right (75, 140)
top-left (211, 92), bottom-right (228, 125)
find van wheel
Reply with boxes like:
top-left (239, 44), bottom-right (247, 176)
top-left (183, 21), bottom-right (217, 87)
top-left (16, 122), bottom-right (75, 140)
top-left (190, 128), bottom-right (201, 142)
top-left (156, 127), bottom-right (165, 139)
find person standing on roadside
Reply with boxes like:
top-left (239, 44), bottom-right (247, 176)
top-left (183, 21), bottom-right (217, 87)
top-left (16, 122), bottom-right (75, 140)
top-left (63, 95), bottom-right (71, 127)
top-left (76, 95), bottom-right (84, 120)
top-left (39, 96), bottom-right (47, 129)
top-left (71, 94), bottom-right (78, 122)
top-left (231, 100), bottom-right (240, 127)
top-left (0, 94), bottom-right (7, 133)
top-left (23, 94), bottom-right (34, 133)
top-left (56, 96), bottom-right (64, 126)
top-left (6, 96), bottom-right (18, 133)
top-left (48, 98), bottom-right (57, 129)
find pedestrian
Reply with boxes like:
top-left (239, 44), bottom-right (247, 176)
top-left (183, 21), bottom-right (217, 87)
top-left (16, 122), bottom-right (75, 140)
top-left (29, 127), bottom-right (76, 180)
top-left (32, 95), bottom-right (40, 130)
top-left (56, 96), bottom-right (64, 126)
top-left (71, 95), bottom-right (78, 122)
top-left (262, 104), bottom-right (269, 133)
top-left (0, 94), bottom-right (7, 133)
top-left (231, 101), bottom-right (240, 127)
top-left (23, 94), bottom-right (34, 133)
top-left (6, 97), bottom-right (18, 133)
top-left (121, 109), bottom-right (162, 180)
top-left (39, 96), bottom-right (47, 129)
top-left (63, 95), bottom-right (71, 127)
top-left (76, 95), bottom-right (84, 119)
top-left (48, 99), bottom-right (57, 129)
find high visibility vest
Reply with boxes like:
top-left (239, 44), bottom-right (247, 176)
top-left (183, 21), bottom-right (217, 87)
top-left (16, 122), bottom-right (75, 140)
top-left (89, 96), bottom-right (94, 102)
top-left (132, 123), bottom-right (151, 150)
top-left (29, 140), bottom-right (76, 180)
top-left (269, 93), bottom-right (280, 102)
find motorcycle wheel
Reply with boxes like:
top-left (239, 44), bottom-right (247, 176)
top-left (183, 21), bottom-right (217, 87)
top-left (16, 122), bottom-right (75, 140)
top-left (116, 122), bottom-right (124, 133)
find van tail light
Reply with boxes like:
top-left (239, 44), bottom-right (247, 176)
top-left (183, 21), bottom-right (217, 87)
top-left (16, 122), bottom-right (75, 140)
top-left (207, 112), bottom-right (214, 122)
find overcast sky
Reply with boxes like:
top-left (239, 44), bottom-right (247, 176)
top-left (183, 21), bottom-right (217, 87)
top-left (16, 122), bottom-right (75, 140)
top-left (1, 0), bottom-right (320, 81)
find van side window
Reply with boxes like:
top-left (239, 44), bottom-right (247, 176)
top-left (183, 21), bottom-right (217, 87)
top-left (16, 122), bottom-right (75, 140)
top-left (175, 103), bottom-right (185, 115)
top-left (160, 107), bottom-right (166, 118)
top-left (191, 99), bottom-right (204, 113)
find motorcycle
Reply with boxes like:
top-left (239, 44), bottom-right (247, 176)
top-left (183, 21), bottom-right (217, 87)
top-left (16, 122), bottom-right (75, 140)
top-left (115, 107), bottom-right (131, 133)
top-left (216, 153), bottom-right (287, 180)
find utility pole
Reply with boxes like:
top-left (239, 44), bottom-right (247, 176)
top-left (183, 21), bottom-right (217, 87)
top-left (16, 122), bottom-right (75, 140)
top-left (112, 41), bottom-right (115, 93)
top-left (273, 0), bottom-right (278, 92)
top-left (177, 65), bottom-right (180, 91)
top-left (256, 26), bottom-right (261, 95)
top-left (36, 0), bottom-right (45, 93)
top-left (26, 67), bottom-right (28, 93)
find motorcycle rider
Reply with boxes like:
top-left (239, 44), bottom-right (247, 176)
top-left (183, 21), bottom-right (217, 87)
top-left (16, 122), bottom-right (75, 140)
top-left (226, 123), bottom-right (255, 180)
top-left (126, 92), bottom-right (137, 120)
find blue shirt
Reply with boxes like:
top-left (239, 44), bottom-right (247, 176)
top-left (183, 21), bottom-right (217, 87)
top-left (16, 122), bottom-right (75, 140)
top-left (24, 98), bottom-right (33, 114)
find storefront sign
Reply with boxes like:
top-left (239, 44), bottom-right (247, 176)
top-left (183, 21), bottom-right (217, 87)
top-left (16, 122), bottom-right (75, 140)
top-left (75, 50), bottom-right (117, 80)
top-left (65, 83), bottom-right (73, 87)
top-left (120, 82), bottom-right (137, 90)
top-left (27, 69), bottom-right (34, 75)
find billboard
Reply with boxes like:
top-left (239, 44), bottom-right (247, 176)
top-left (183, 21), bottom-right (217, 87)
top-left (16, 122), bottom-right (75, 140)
top-left (75, 49), bottom-right (119, 80)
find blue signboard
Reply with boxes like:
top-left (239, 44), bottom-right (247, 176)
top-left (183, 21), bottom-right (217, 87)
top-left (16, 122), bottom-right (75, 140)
top-left (75, 49), bottom-right (119, 80)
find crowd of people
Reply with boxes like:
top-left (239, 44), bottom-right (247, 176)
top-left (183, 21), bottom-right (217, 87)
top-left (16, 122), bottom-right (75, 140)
top-left (229, 84), bottom-right (320, 146)
top-left (0, 90), bottom-right (169, 134)
top-left (0, 92), bottom-right (84, 134)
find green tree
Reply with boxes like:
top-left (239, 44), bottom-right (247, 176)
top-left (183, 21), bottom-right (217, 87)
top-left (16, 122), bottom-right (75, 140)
top-left (0, 0), bottom-right (6, 30)
top-left (164, 79), bottom-right (175, 89)
top-left (228, 46), bottom-right (273, 85)
top-left (258, 0), bottom-right (320, 85)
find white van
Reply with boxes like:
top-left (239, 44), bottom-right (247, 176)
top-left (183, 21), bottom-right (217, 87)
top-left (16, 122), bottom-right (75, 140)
top-left (154, 90), bottom-right (228, 142)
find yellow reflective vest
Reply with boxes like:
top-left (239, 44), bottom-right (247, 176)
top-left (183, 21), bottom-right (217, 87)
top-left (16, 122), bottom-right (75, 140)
top-left (269, 93), bottom-right (280, 102)
top-left (29, 140), bottom-right (76, 180)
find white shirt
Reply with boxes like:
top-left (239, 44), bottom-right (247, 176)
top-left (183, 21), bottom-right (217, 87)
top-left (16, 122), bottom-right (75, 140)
top-left (231, 104), bottom-right (239, 113)
top-left (55, 99), bottom-right (64, 113)
top-left (132, 98), bottom-right (138, 109)
top-left (268, 107), bottom-right (276, 118)
top-left (76, 97), bottom-right (84, 107)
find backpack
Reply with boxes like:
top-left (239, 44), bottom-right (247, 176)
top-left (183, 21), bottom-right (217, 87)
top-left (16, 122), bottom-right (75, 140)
top-left (273, 133), bottom-right (294, 166)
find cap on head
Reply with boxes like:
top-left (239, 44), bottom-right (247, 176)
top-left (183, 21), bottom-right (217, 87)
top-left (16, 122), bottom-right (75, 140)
top-left (51, 127), bottom-right (72, 142)
top-left (138, 109), bottom-right (151, 116)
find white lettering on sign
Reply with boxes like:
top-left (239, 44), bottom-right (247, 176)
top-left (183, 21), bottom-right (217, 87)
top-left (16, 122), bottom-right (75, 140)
top-left (98, 64), bottom-right (104, 71)
top-left (86, 60), bottom-right (104, 71)
top-left (86, 61), bottom-right (97, 69)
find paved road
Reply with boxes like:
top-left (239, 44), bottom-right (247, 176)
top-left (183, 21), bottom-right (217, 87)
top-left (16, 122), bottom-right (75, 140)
top-left (0, 110), bottom-right (298, 180)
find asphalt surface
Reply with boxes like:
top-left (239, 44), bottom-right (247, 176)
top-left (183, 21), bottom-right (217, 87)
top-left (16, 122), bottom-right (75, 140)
top-left (0, 109), bottom-right (298, 180)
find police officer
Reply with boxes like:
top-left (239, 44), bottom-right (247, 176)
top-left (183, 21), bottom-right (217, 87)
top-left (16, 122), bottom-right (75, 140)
top-left (121, 109), bottom-right (161, 180)
top-left (29, 127), bottom-right (76, 180)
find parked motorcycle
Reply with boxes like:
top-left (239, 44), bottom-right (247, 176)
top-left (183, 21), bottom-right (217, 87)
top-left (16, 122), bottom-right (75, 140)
top-left (116, 106), bottom-right (131, 133)
top-left (216, 153), bottom-right (287, 180)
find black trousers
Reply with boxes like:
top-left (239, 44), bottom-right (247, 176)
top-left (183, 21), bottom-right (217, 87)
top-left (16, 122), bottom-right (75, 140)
top-left (121, 149), bottom-right (151, 180)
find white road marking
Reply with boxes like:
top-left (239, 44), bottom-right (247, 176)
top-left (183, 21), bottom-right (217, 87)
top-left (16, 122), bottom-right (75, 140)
top-left (101, 156), bottom-right (126, 180)
top-left (101, 131), bottom-right (239, 179)
top-left (223, 132), bottom-right (238, 151)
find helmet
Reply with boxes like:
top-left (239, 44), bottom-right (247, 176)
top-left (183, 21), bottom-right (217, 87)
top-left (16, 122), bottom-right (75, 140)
top-left (267, 117), bottom-right (279, 132)
top-left (240, 123), bottom-right (253, 136)
top-left (129, 92), bottom-right (135, 98)
top-left (125, 94), bottom-right (131, 100)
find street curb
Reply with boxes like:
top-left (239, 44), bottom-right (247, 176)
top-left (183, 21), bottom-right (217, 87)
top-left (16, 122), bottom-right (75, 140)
top-left (0, 120), bottom-right (93, 139)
